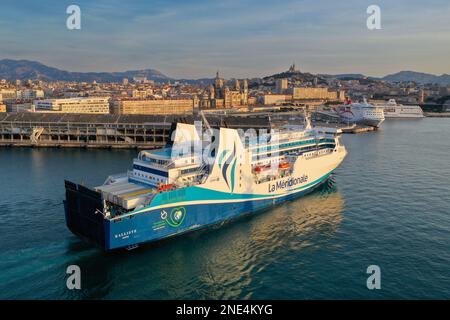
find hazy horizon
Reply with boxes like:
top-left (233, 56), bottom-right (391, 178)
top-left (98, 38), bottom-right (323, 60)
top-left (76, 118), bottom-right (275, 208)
top-left (2, 57), bottom-right (450, 80)
top-left (0, 0), bottom-right (449, 79)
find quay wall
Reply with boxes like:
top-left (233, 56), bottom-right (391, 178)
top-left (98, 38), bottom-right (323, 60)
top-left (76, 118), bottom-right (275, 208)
top-left (0, 113), bottom-right (271, 149)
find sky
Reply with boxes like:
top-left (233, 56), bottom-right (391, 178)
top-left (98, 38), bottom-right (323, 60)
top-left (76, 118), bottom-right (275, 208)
top-left (0, 0), bottom-right (449, 79)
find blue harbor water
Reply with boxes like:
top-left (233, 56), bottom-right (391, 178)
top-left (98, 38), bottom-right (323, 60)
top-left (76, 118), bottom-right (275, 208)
top-left (0, 119), bottom-right (449, 299)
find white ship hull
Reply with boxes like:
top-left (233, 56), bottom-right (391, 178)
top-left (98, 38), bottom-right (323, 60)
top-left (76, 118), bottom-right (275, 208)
top-left (335, 101), bottom-right (385, 127)
top-left (375, 99), bottom-right (424, 118)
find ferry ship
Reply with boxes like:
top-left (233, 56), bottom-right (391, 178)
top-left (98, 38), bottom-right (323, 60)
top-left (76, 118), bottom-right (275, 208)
top-left (334, 99), bottom-right (385, 127)
top-left (373, 99), bottom-right (424, 118)
top-left (64, 117), bottom-right (347, 250)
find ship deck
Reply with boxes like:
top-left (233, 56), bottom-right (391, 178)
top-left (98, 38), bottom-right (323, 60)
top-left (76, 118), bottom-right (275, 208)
top-left (95, 178), bottom-right (157, 210)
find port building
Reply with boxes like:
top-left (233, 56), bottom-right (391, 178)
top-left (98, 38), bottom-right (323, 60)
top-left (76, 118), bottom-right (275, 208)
top-left (111, 98), bottom-right (194, 115)
top-left (34, 97), bottom-right (110, 114)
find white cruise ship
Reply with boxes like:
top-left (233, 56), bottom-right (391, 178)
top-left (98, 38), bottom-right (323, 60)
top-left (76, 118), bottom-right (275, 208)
top-left (334, 99), bottom-right (385, 127)
top-left (374, 99), bottom-right (424, 118)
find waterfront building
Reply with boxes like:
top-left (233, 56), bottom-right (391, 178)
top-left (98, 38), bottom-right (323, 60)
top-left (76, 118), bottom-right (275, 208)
top-left (7, 102), bottom-right (34, 113)
top-left (111, 98), bottom-right (194, 115)
top-left (34, 97), bottom-right (110, 114)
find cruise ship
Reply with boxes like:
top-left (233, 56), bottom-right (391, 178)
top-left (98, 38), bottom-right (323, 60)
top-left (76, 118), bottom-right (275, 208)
top-left (64, 117), bottom-right (347, 250)
top-left (334, 99), bottom-right (385, 127)
top-left (374, 99), bottom-right (424, 118)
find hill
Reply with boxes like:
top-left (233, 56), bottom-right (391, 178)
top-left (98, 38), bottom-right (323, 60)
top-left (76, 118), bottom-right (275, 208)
top-left (0, 59), bottom-right (170, 83)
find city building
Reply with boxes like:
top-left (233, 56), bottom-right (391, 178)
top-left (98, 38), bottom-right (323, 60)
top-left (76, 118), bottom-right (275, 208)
top-left (199, 71), bottom-right (249, 109)
top-left (276, 79), bottom-right (288, 93)
top-left (133, 75), bottom-right (150, 84)
top-left (34, 97), bottom-right (110, 113)
top-left (129, 89), bottom-right (154, 99)
top-left (262, 94), bottom-right (291, 105)
top-left (7, 102), bottom-right (34, 113)
top-left (17, 89), bottom-right (44, 100)
top-left (0, 102), bottom-right (6, 113)
top-left (0, 89), bottom-right (17, 102)
top-left (291, 87), bottom-right (345, 101)
top-left (111, 98), bottom-right (194, 115)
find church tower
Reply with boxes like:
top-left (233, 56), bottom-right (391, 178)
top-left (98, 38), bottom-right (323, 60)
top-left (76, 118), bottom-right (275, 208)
top-left (214, 70), bottom-right (224, 98)
top-left (209, 83), bottom-right (215, 100)
top-left (242, 79), bottom-right (248, 105)
top-left (234, 79), bottom-right (240, 91)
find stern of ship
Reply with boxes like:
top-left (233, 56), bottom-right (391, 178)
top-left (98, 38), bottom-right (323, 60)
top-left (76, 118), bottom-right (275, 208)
top-left (64, 180), bottom-right (109, 250)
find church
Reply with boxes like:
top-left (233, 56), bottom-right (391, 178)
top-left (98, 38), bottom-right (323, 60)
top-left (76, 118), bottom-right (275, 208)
top-left (199, 71), bottom-right (249, 109)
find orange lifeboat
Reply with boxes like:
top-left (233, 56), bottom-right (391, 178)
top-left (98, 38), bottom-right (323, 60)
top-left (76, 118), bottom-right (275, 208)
top-left (254, 165), bottom-right (271, 173)
top-left (279, 162), bottom-right (290, 170)
top-left (157, 183), bottom-right (174, 192)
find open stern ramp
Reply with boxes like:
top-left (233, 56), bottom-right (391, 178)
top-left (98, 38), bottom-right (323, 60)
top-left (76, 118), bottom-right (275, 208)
top-left (64, 180), bottom-right (107, 248)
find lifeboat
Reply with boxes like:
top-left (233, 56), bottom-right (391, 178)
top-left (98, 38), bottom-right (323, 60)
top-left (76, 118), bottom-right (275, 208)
top-left (157, 183), bottom-right (174, 192)
top-left (254, 165), bottom-right (271, 173)
top-left (279, 162), bottom-right (290, 170)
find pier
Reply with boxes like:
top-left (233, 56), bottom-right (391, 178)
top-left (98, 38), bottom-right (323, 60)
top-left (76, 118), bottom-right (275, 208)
top-left (0, 113), bottom-right (171, 149)
top-left (0, 112), bottom-right (272, 149)
top-left (0, 111), bottom-right (372, 149)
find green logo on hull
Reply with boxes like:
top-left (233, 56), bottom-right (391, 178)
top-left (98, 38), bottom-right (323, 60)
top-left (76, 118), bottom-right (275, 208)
top-left (163, 207), bottom-right (186, 227)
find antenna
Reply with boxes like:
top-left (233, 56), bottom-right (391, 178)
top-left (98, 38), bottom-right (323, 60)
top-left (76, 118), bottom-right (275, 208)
top-left (199, 110), bottom-right (211, 131)
top-left (304, 107), bottom-right (312, 130)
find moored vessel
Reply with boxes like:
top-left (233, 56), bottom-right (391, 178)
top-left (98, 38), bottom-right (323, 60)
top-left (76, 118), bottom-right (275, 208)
top-left (334, 99), bottom-right (385, 127)
top-left (373, 99), bottom-right (424, 118)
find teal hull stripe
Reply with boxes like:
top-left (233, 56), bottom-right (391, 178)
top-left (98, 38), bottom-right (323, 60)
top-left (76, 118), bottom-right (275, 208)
top-left (126, 172), bottom-right (331, 217)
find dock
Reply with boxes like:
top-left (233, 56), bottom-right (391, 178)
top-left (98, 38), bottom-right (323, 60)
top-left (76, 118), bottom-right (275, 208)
top-left (424, 112), bottom-right (450, 118)
top-left (0, 110), bottom-right (376, 149)
top-left (0, 112), bottom-right (271, 149)
top-left (341, 125), bottom-right (375, 134)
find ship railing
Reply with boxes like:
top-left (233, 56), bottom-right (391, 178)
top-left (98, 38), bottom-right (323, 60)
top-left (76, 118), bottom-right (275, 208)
top-left (141, 193), bottom-right (157, 207)
top-left (195, 162), bottom-right (210, 177)
top-left (103, 172), bottom-right (128, 185)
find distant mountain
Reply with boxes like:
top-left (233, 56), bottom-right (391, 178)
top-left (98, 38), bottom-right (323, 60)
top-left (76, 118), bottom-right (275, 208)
top-left (322, 73), bottom-right (367, 80)
top-left (3, 60), bottom-right (450, 86)
top-left (0, 59), bottom-right (170, 83)
top-left (382, 71), bottom-right (450, 85)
